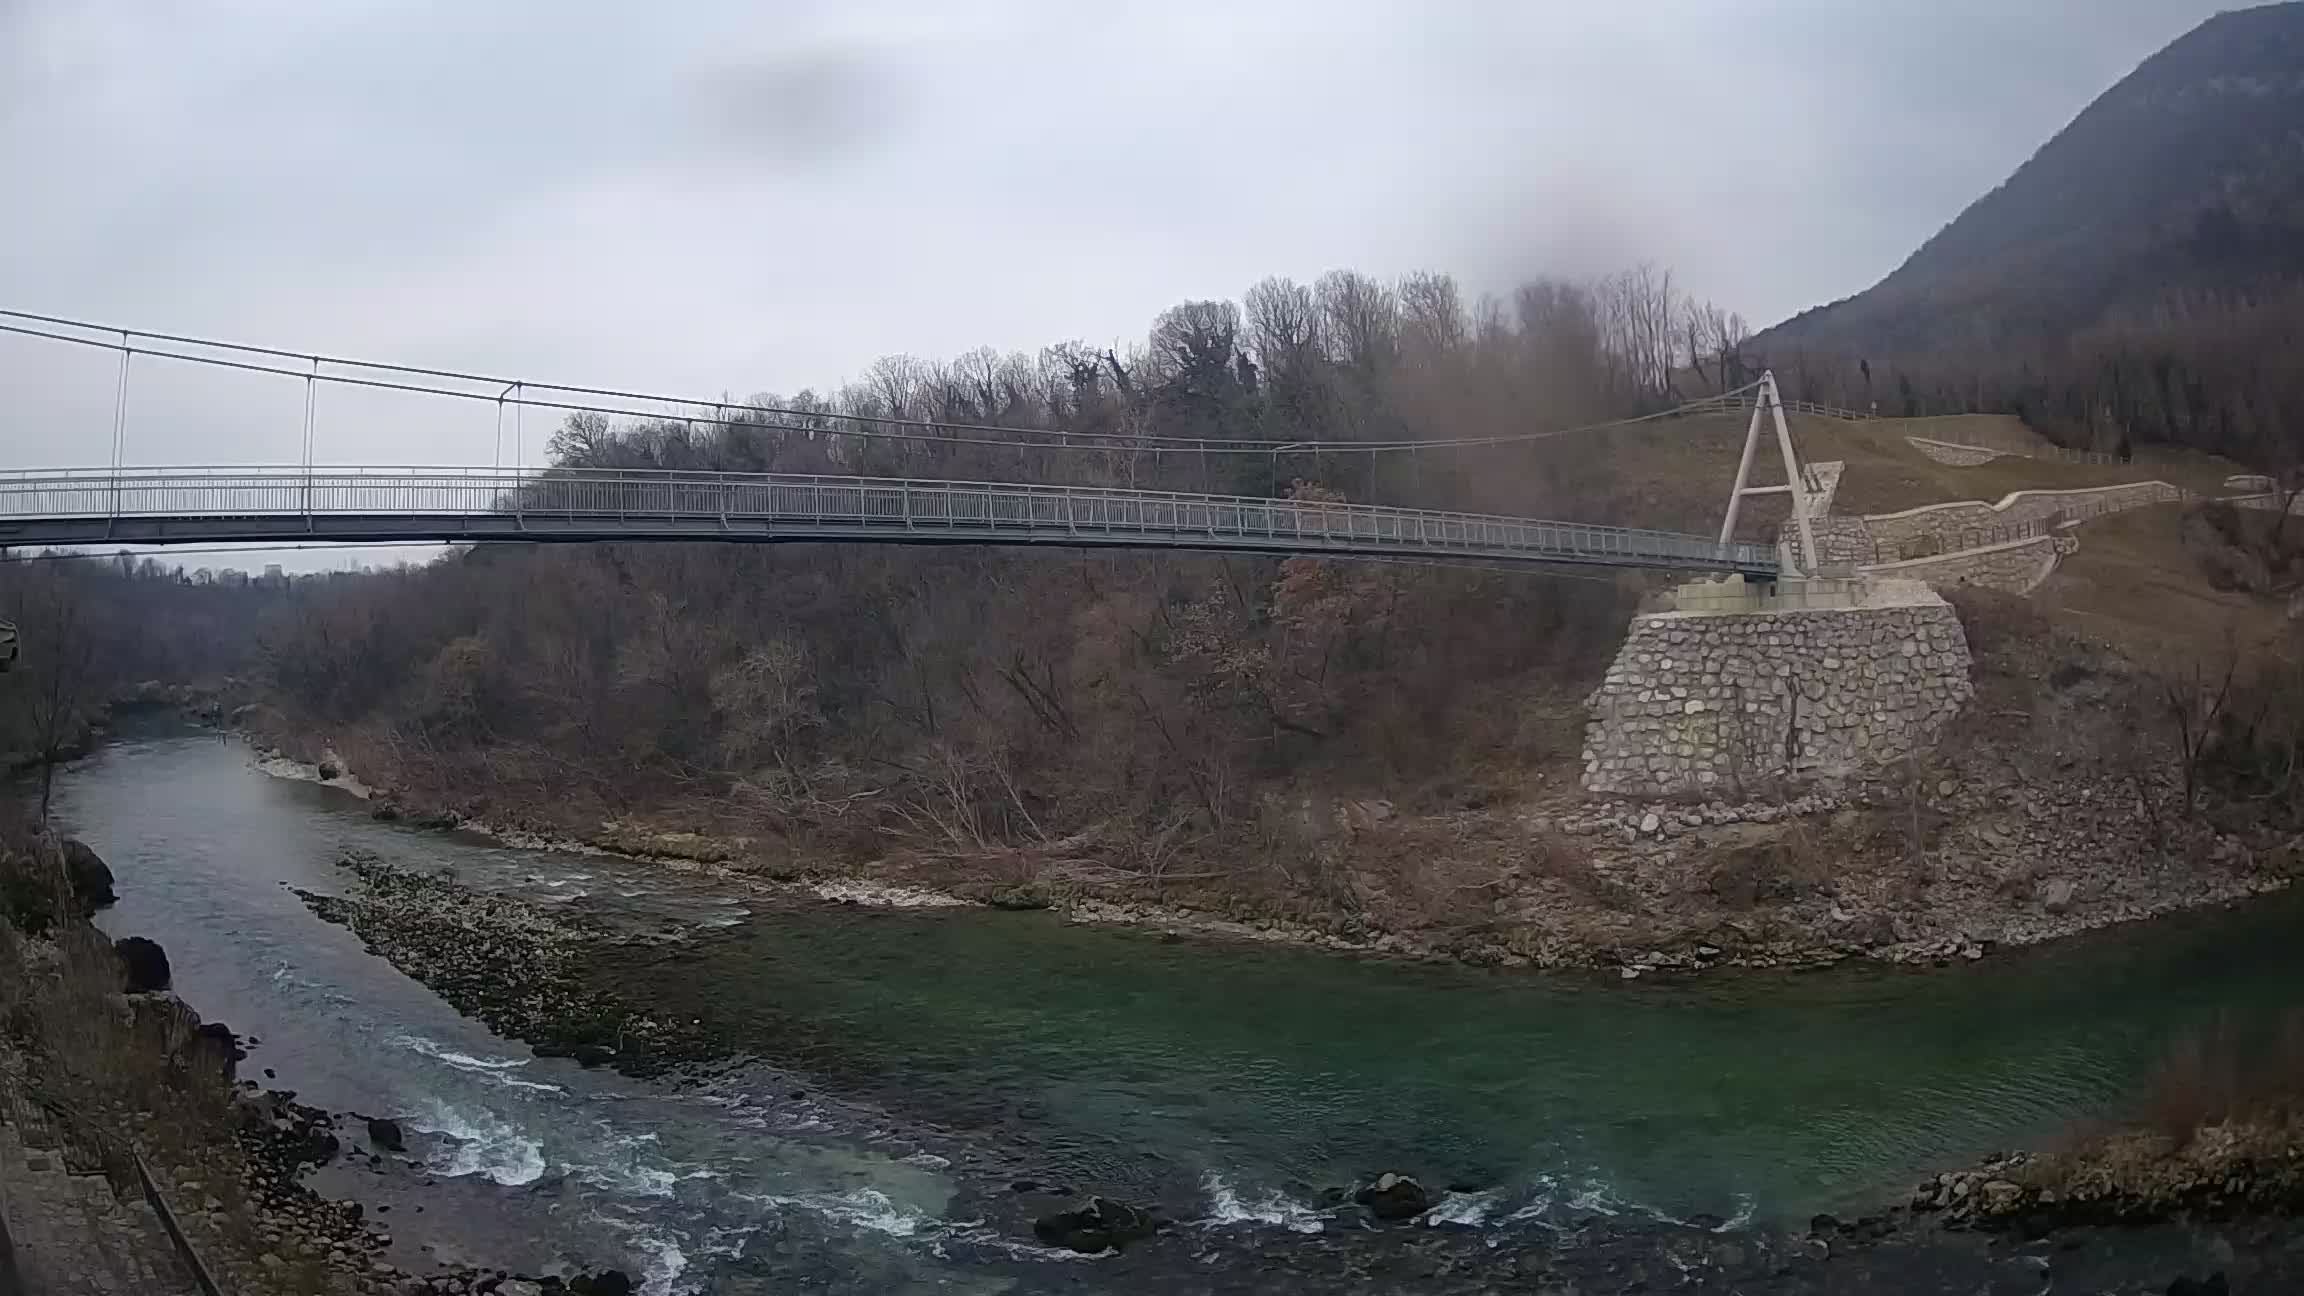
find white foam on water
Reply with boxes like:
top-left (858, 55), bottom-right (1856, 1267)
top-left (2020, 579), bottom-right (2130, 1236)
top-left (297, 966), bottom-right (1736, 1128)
top-left (405, 1099), bottom-right (546, 1186)
top-left (741, 1186), bottom-right (936, 1239)
top-left (391, 1033), bottom-right (568, 1094)
top-left (900, 1151), bottom-right (952, 1170)
top-left (1197, 1172), bottom-right (1326, 1234)
top-left (392, 1033), bottom-right (530, 1071)
top-left (809, 879), bottom-right (969, 908)
top-left (1422, 1190), bottom-right (1502, 1228)
top-left (632, 1233), bottom-right (689, 1296)
top-left (696, 1224), bottom-right (756, 1260)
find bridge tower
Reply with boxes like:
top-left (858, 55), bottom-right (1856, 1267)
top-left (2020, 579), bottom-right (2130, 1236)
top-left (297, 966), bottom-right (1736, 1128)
top-left (1715, 371), bottom-right (1818, 578)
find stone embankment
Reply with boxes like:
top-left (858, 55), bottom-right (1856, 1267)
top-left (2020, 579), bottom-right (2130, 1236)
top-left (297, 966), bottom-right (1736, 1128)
top-left (1582, 583), bottom-right (1972, 798)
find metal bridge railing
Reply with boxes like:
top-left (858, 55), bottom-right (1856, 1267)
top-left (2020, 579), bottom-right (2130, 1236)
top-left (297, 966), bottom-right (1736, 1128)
top-left (0, 466), bottom-right (1780, 574)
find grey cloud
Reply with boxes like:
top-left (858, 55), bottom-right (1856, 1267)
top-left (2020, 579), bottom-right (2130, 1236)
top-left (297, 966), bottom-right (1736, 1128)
top-left (0, 0), bottom-right (2242, 516)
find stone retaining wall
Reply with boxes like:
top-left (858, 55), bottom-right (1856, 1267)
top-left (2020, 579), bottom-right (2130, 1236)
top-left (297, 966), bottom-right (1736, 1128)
top-left (1582, 592), bottom-right (1973, 798)
top-left (1810, 515), bottom-right (1877, 566)
top-left (1859, 534), bottom-right (2070, 596)
top-left (1907, 437), bottom-right (2007, 466)
top-left (1864, 481), bottom-right (2186, 554)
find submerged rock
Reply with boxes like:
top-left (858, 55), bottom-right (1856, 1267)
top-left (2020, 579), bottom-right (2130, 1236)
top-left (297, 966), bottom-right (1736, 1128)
top-left (1354, 1172), bottom-right (1431, 1222)
top-left (61, 838), bottom-right (115, 912)
top-left (114, 935), bottom-right (172, 992)
top-left (1032, 1196), bottom-right (1160, 1253)
top-left (366, 1117), bottom-right (404, 1151)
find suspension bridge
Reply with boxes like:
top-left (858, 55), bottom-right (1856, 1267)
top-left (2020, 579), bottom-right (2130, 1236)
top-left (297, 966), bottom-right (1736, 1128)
top-left (0, 311), bottom-right (1815, 578)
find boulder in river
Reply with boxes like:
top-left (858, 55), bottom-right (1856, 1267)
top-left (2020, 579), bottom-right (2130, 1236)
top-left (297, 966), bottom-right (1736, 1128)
top-left (1354, 1172), bottom-right (1430, 1222)
top-left (61, 838), bottom-right (115, 913)
top-left (570, 1043), bottom-right (617, 1068)
top-left (114, 936), bottom-right (172, 992)
top-left (366, 1117), bottom-right (405, 1151)
top-left (571, 1271), bottom-right (636, 1296)
top-left (317, 759), bottom-right (341, 781)
top-left (1032, 1196), bottom-right (1160, 1253)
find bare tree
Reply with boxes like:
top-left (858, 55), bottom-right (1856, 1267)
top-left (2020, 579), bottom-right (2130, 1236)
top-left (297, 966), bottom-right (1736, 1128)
top-left (2159, 638), bottom-right (2243, 815)
top-left (9, 568), bottom-right (98, 824)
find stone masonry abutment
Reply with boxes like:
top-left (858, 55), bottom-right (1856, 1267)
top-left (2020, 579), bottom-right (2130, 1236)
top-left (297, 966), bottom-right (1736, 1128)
top-left (1582, 578), bottom-right (1974, 798)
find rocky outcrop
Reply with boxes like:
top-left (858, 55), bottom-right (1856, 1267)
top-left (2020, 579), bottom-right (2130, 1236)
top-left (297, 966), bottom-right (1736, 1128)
top-left (112, 936), bottom-right (171, 993)
top-left (59, 839), bottom-right (115, 913)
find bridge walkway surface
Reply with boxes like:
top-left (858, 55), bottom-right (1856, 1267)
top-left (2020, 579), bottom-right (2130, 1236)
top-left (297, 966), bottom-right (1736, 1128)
top-left (0, 467), bottom-right (1782, 577)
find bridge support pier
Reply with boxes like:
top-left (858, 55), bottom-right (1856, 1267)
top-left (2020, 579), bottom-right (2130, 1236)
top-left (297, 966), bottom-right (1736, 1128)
top-left (1580, 576), bottom-right (1974, 799)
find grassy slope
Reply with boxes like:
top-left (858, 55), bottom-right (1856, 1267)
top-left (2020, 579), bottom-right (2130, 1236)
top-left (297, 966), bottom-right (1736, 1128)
top-left (2035, 502), bottom-right (2291, 663)
top-left (1535, 409), bottom-right (2270, 661)
top-left (1551, 411), bottom-right (2247, 537)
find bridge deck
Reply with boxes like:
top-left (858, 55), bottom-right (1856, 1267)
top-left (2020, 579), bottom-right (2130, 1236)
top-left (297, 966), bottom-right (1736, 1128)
top-left (0, 468), bottom-right (1779, 576)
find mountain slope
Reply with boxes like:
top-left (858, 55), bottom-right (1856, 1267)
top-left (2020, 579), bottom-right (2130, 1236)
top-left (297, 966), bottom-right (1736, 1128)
top-left (1760, 2), bottom-right (2304, 360)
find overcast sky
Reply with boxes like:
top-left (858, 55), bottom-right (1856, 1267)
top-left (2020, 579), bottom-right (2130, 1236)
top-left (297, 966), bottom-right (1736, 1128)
top-left (0, 0), bottom-right (2238, 566)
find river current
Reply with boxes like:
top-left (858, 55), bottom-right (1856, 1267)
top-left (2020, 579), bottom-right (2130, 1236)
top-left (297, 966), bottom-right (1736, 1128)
top-left (64, 725), bottom-right (2303, 1292)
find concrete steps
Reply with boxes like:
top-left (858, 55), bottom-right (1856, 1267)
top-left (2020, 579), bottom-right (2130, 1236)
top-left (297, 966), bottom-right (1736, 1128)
top-left (0, 1111), bottom-right (200, 1295)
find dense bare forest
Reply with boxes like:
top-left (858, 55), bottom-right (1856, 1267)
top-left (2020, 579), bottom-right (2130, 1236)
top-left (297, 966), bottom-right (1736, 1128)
top-left (246, 266), bottom-right (1753, 896)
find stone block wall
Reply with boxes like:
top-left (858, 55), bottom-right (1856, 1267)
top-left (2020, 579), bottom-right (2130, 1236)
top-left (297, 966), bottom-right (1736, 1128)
top-left (1810, 515), bottom-right (1877, 566)
top-left (1906, 437), bottom-right (2007, 466)
top-left (1582, 594), bottom-right (1974, 798)
top-left (1864, 481), bottom-right (2185, 554)
top-left (1860, 534), bottom-right (2069, 596)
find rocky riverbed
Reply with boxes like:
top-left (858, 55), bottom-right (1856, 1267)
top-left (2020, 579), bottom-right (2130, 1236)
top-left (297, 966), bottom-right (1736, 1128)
top-left (293, 852), bottom-right (719, 1079)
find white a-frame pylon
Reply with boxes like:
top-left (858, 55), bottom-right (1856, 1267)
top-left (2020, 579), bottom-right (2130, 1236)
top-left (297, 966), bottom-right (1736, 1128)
top-left (1716, 370), bottom-right (1817, 578)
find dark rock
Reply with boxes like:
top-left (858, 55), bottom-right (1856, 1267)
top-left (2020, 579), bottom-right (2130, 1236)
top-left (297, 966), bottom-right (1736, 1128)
top-left (573, 1271), bottom-right (634, 1296)
top-left (1808, 1213), bottom-right (1842, 1236)
top-left (1032, 1196), bottom-right (1159, 1253)
top-left (366, 1118), bottom-right (405, 1152)
top-left (570, 1044), bottom-right (616, 1068)
top-left (191, 1020), bottom-right (245, 1071)
top-left (1009, 1180), bottom-right (1042, 1194)
top-left (371, 804), bottom-right (403, 822)
top-left (114, 936), bottom-right (172, 992)
top-left (1354, 1172), bottom-right (1430, 1222)
top-left (317, 760), bottom-right (342, 780)
top-left (296, 1126), bottom-right (341, 1166)
top-left (61, 839), bottom-right (116, 912)
top-left (2168, 1276), bottom-right (2229, 1296)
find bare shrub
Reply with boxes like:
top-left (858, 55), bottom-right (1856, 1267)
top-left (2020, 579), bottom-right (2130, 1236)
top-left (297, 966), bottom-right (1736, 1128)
top-left (2138, 1009), bottom-right (2304, 1141)
top-left (1702, 825), bottom-right (1834, 909)
top-left (1944, 585), bottom-right (2051, 660)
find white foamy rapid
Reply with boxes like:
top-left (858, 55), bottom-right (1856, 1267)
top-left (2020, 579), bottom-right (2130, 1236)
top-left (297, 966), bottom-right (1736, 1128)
top-left (1422, 1190), bottom-right (1502, 1228)
top-left (392, 1033), bottom-right (568, 1094)
top-left (1197, 1173), bottom-right (1328, 1234)
top-left (405, 1098), bottom-right (547, 1186)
